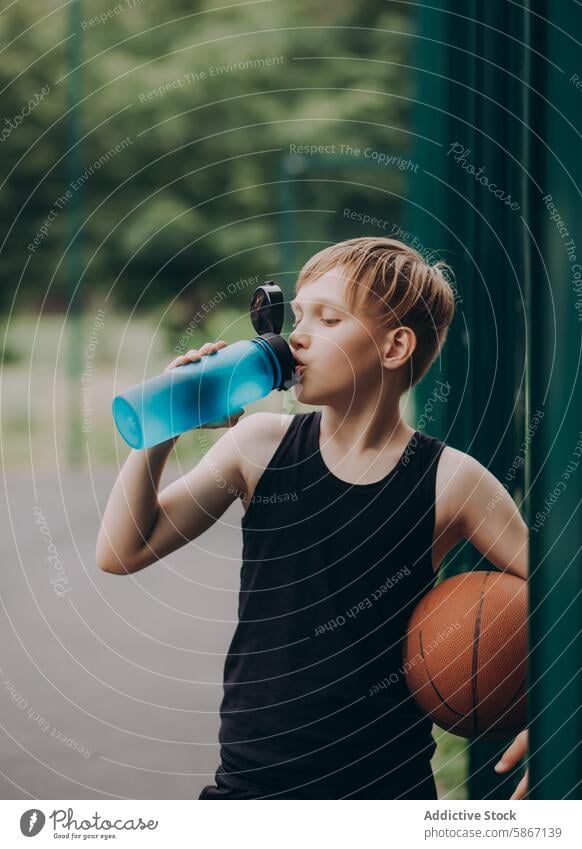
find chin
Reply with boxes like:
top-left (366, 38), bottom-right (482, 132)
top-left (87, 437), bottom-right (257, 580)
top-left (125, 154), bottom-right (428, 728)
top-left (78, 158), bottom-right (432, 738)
top-left (293, 382), bottom-right (338, 406)
top-left (293, 382), bottom-right (317, 404)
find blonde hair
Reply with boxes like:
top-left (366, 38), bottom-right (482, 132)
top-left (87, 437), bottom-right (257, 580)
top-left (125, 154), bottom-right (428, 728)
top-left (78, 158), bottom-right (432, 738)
top-left (296, 236), bottom-right (456, 389)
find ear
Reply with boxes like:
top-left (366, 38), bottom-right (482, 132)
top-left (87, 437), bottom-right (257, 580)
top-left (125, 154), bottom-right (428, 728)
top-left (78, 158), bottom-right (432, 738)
top-left (381, 326), bottom-right (417, 371)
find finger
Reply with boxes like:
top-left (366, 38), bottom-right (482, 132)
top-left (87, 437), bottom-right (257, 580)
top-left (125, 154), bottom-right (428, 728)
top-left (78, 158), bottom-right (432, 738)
top-left (164, 357), bottom-right (186, 372)
top-left (495, 730), bottom-right (528, 771)
top-left (176, 355), bottom-right (198, 369)
top-left (168, 344), bottom-right (223, 371)
top-left (196, 342), bottom-right (225, 359)
top-left (510, 771), bottom-right (528, 800)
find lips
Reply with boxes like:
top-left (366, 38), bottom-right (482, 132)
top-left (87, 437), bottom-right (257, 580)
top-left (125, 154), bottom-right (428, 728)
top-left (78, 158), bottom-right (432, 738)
top-left (293, 364), bottom-right (306, 383)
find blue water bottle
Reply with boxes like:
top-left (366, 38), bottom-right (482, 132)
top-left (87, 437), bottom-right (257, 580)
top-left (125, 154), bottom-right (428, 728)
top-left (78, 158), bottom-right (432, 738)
top-left (112, 282), bottom-right (298, 449)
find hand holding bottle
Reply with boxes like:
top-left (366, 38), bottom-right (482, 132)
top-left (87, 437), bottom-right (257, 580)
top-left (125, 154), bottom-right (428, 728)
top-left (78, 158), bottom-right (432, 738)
top-left (164, 340), bottom-right (245, 430)
top-left (112, 282), bottom-right (295, 449)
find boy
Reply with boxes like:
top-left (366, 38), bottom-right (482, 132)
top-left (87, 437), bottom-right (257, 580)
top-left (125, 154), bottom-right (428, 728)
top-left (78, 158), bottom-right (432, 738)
top-left (96, 236), bottom-right (529, 799)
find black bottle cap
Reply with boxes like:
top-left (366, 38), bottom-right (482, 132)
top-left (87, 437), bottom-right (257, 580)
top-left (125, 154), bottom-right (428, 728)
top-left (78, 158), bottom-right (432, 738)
top-left (250, 282), bottom-right (297, 391)
top-left (250, 282), bottom-right (285, 335)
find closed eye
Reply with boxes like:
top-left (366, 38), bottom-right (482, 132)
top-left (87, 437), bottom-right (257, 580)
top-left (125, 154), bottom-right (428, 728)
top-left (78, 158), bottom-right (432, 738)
top-left (291, 318), bottom-right (340, 328)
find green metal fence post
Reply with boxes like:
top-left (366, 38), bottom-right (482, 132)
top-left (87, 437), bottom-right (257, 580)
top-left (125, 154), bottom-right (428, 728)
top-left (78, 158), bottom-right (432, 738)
top-left (66, 0), bottom-right (84, 467)
top-left (406, 0), bottom-right (530, 798)
top-left (525, 0), bottom-right (582, 800)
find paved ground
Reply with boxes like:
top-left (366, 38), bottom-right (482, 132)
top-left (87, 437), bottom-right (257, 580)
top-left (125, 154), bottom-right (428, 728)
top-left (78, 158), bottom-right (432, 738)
top-left (0, 465), bottom-right (467, 801)
top-left (0, 465), bottom-right (241, 800)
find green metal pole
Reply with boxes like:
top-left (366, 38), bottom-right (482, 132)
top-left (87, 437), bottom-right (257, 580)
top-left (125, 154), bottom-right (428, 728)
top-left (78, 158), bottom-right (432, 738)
top-left (406, 0), bottom-right (530, 798)
top-left (66, 0), bottom-right (84, 467)
top-left (526, 0), bottom-right (582, 800)
top-left (464, 0), bottom-right (529, 800)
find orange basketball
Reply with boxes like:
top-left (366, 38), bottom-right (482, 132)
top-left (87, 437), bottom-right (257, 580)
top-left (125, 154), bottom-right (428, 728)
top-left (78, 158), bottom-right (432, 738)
top-left (403, 570), bottom-right (527, 738)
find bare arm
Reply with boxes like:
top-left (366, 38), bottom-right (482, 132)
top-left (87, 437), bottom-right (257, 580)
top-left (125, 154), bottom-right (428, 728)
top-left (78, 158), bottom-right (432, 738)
top-left (96, 421), bottom-right (252, 574)
top-left (440, 448), bottom-right (530, 799)
top-left (96, 340), bottom-right (246, 575)
top-left (444, 449), bottom-right (529, 580)
top-left (96, 436), bottom-right (178, 574)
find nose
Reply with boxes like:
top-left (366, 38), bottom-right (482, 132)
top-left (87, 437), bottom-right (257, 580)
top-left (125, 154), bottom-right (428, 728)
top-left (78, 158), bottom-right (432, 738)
top-left (289, 329), bottom-right (308, 357)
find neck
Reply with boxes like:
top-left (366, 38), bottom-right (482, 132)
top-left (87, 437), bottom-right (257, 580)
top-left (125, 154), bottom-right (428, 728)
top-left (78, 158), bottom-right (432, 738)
top-left (319, 393), bottom-right (414, 452)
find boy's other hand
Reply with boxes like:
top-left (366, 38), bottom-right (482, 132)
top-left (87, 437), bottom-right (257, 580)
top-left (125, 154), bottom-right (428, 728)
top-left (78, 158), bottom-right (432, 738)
top-left (163, 340), bottom-right (245, 430)
top-left (494, 728), bottom-right (529, 799)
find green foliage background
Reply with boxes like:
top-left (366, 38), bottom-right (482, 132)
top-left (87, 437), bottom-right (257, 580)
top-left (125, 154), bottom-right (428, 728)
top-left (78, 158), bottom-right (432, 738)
top-left (0, 0), bottom-right (417, 317)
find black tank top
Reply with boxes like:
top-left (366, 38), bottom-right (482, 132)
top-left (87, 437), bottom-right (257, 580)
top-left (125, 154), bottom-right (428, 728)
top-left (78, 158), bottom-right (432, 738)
top-left (218, 410), bottom-right (446, 795)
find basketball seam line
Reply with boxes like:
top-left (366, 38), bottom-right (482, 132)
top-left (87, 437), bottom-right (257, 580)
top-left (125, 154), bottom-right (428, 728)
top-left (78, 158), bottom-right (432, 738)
top-left (419, 628), bottom-right (466, 719)
top-left (471, 572), bottom-right (489, 735)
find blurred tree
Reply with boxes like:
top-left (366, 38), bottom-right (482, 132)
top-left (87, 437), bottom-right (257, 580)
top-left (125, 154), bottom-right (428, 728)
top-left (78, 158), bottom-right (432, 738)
top-left (0, 0), bottom-right (417, 317)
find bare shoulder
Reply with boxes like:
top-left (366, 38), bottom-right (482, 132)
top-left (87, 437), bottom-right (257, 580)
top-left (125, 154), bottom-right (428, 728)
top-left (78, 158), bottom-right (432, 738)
top-left (431, 445), bottom-right (485, 573)
top-left (436, 446), bottom-right (497, 495)
top-left (436, 444), bottom-right (482, 487)
top-left (233, 410), bottom-right (295, 453)
top-left (434, 445), bottom-right (485, 519)
top-left (434, 444), bottom-right (506, 536)
top-left (231, 412), bottom-right (295, 509)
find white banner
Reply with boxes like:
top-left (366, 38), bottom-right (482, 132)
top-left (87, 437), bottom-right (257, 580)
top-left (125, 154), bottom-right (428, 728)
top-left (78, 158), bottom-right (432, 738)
top-left (1, 799), bottom-right (579, 848)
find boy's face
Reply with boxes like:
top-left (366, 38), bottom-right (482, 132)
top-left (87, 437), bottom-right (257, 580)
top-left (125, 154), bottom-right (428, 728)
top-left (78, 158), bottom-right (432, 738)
top-left (289, 267), bottom-right (399, 406)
